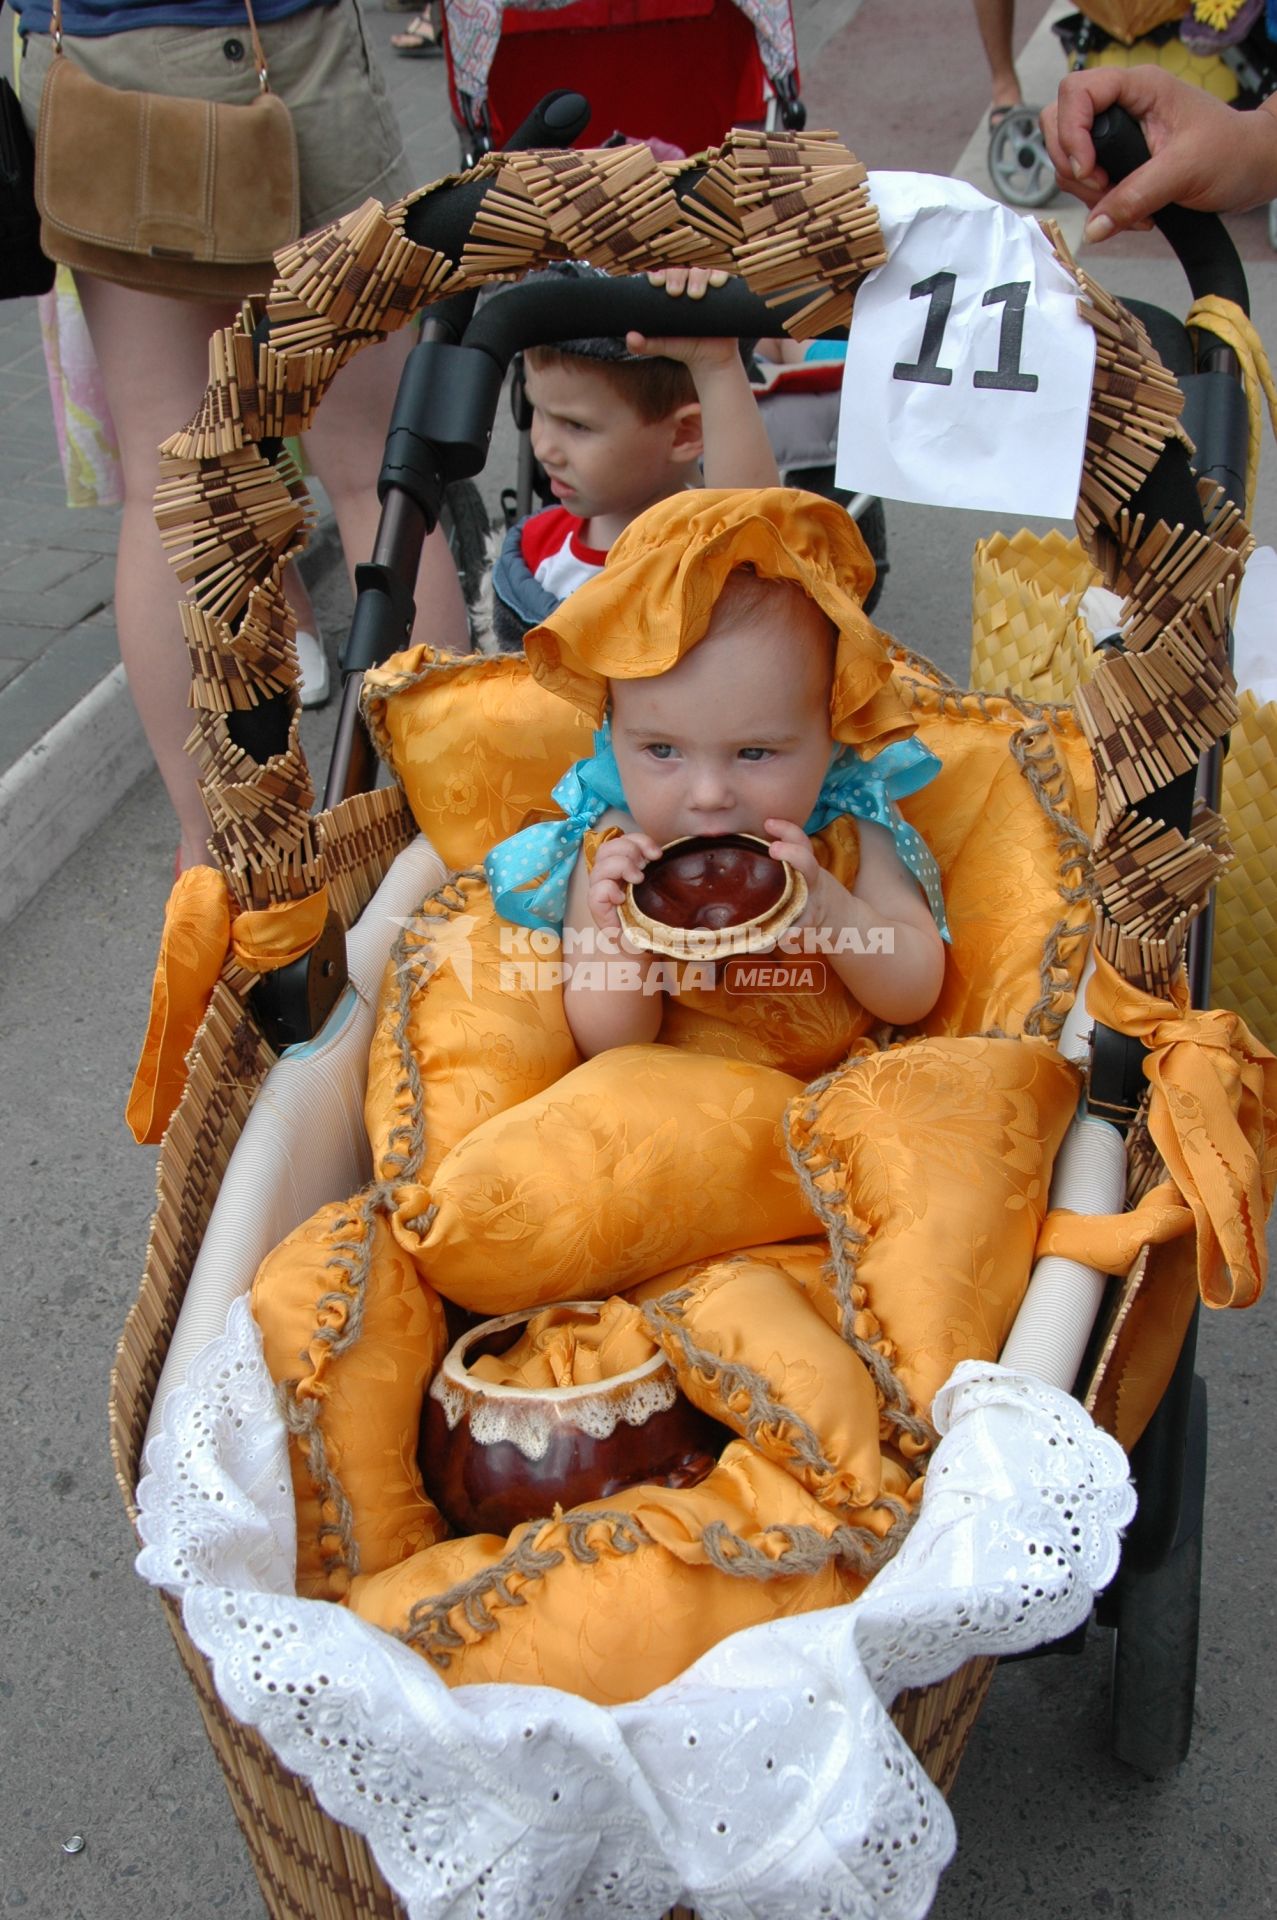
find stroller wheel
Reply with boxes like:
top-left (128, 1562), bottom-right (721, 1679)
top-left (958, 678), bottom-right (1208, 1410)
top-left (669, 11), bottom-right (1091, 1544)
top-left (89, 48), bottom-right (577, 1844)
top-left (1108, 1371), bottom-right (1207, 1777)
top-left (440, 478), bottom-right (495, 612)
top-left (988, 106), bottom-right (1058, 209)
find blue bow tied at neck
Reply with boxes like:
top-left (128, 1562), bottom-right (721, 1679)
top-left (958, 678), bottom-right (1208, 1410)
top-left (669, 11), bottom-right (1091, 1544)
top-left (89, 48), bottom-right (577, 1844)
top-left (484, 725), bottom-right (626, 932)
top-left (484, 721), bottom-right (950, 940)
top-left (809, 741), bottom-right (951, 939)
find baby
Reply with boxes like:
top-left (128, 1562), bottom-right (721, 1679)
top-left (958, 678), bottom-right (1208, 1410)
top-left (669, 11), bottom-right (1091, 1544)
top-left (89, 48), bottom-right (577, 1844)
top-left (486, 487), bottom-right (951, 1077)
top-left (563, 568), bottom-right (946, 1056)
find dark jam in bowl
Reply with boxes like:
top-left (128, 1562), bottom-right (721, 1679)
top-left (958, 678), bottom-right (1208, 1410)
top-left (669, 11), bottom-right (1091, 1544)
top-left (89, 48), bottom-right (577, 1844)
top-left (632, 834), bottom-right (787, 932)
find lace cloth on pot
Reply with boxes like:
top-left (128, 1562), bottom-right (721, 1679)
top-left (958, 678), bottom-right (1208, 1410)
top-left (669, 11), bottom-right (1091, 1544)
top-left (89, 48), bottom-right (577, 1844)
top-left (136, 1299), bottom-right (1132, 1918)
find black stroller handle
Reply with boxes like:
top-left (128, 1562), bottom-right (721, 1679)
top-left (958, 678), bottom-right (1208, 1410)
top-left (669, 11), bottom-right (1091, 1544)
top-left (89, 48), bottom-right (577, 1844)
top-left (460, 273), bottom-right (806, 370)
top-left (1090, 106), bottom-right (1250, 316)
top-left (421, 92), bottom-right (593, 345)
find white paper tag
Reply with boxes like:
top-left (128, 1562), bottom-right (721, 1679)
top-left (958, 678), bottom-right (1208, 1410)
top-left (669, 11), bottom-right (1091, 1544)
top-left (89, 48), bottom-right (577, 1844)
top-left (835, 172), bottom-right (1096, 518)
top-left (1232, 545), bottom-right (1277, 703)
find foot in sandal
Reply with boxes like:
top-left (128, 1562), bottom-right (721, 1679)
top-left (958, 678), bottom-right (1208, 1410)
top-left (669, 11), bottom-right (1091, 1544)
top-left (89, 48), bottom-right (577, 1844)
top-left (391, 2), bottom-right (443, 56)
top-left (988, 101), bottom-right (1026, 134)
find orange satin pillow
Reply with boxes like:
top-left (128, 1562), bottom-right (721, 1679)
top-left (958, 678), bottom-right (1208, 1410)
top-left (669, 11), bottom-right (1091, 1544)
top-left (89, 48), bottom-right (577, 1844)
top-left (365, 874), bottom-right (581, 1189)
top-left (391, 1044), bottom-right (818, 1314)
top-left (898, 674), bottom-right (1097, 1040)
top-left (349, 1441), bottom-right (862, 1704)
top-left (361, 645), bottom-right (594, 871)
top-left (250, 1199), bottom-right (450, 1599)
top-left (643, 1257), bottom-right (893, 1521)
top-left (787, 1031), bottom-right (1081, 1419)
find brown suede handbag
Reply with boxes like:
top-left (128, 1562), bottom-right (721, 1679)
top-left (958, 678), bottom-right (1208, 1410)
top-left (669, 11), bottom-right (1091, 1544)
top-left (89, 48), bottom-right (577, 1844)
top-left (34, 0), bottom-right (299, 301)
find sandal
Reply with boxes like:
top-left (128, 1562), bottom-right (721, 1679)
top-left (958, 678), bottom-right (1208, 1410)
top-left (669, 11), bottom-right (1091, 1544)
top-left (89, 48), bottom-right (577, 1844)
top-left (391, 4), bottom-right (444, 56)
top-left (988, 101), bottom-right (1027, 135)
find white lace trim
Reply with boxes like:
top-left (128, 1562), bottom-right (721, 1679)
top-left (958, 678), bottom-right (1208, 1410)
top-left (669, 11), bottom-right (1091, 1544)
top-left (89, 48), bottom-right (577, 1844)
top-left (136, 1300), bottom-right (1134, 1919)
top-left (432, 1365), bottom-right (680, 1459)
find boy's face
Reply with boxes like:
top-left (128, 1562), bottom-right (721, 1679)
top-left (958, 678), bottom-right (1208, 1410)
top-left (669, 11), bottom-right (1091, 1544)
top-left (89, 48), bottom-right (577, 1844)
top-left (524, 357), bottom-right (696, 537)
top-left (610, 595), bottom-right (835, 848)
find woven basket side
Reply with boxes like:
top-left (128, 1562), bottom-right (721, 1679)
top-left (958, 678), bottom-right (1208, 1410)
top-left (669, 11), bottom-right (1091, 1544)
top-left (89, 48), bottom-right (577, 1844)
top-left (970, 528), bottom-right (1101, 706)
top-left (110, 986), bottom-right (275, 1517)
top-left (890, 1657), bottom-right (998, 1797)
top-left (1213, 688), bottom-right (1277, 1052)
top-left (161, 1594), bottom-right (407, 1920)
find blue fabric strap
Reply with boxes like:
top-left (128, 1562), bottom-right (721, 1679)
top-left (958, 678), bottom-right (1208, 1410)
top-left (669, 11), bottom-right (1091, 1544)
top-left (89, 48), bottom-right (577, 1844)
top-left (484, 723), bottom-right (950, 939)
top-left (809, 741), bottom-right (950, 939)
top-left (485, 723), bottom-right (626, 931)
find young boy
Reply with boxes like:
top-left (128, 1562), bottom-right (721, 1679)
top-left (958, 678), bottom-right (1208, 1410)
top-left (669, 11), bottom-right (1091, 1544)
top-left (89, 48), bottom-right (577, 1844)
top-left (486, 488), bottom-right (950, 1077)
top-left (490, 268), bottom-right (779, 651)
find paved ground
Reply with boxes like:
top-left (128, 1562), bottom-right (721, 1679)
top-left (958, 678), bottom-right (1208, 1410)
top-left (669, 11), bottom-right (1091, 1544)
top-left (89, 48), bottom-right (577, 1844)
top-left (2, 2), bottom-right (1276, 1917)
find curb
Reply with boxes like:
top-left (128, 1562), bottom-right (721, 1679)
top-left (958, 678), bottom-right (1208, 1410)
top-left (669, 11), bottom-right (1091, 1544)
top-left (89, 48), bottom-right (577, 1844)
top-left (0, 665), bottom-right (147, 931)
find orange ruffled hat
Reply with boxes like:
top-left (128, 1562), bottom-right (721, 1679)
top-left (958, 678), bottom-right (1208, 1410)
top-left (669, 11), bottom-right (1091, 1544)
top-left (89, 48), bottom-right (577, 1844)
top-left (524, 487), bottom-right (917, 753)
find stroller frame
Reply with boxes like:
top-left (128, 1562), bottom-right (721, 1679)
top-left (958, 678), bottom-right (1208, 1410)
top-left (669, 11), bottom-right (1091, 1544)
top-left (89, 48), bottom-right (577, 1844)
top-left (114, 126), bottom-right (1258, 1917)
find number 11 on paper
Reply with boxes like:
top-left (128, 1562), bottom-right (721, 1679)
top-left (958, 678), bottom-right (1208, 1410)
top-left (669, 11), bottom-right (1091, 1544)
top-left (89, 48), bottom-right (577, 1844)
top-left (835, 174), bottom-right (1096, 519)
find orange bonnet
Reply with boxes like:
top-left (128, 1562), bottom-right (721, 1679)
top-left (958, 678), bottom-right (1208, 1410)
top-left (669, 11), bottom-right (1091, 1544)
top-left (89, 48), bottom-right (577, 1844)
top-left (523, 487), bottom-right (916, 752)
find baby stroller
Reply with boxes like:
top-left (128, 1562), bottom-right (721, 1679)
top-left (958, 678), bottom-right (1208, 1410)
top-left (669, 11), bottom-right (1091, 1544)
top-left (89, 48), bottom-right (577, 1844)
top-left (989, 0), bottom-right (1277, 219)
top-left (439, 0), bottom-right (805, 169)
top-left (114, 122), bottom-right (1272, 1918)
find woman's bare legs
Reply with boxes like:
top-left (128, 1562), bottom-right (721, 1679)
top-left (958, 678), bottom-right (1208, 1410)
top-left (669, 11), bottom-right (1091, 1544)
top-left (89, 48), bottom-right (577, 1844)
top-left (972, 0), bottom-right (1022, 117)
top-left (302, 322), bottom-right (471, 655)
top-left (78, 281), bottom-right (471, 874)
top-left (76, 276), bottom-right (236, 873)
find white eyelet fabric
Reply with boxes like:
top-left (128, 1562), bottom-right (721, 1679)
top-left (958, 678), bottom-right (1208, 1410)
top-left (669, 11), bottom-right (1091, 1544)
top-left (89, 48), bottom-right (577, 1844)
top-left (136, 1299), bottom-right (1134, 1919)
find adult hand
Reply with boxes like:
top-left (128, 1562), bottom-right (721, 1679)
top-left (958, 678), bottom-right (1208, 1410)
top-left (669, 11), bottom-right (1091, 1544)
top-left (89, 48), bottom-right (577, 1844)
top-left (1041, 66), bottom-right (1277, 242)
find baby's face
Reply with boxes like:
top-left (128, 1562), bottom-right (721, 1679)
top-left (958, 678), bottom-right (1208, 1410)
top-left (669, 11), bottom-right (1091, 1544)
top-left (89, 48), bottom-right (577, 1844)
top-left (610, 599), bottom-right (834, 849)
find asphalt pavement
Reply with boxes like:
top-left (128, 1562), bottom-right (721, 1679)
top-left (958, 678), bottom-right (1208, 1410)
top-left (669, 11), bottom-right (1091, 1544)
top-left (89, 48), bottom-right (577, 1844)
top-left (1, 1), bottom-right (1275, 1916)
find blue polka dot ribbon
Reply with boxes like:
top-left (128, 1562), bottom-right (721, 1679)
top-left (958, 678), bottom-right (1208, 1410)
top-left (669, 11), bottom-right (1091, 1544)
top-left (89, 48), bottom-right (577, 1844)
top-left (809, 741), bottom-right (950, 941)
top-left (484, 720), bottom-right (949, 940)
top-left (484, 722), bottom-right (626, 931)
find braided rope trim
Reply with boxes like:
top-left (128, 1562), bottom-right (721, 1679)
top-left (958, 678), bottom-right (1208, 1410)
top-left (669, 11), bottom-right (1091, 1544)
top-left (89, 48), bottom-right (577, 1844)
top-left (783, 1065), bottom-right (938, 1467)
top-left (643, 1282), bottom-right (912, 1552)
top-left (643, 1285), bottom-right (839, 1482)
top-left (399, 1493), bottom-right (913, 1669)
top-left (276, 1185), bottom-right (394, 1585)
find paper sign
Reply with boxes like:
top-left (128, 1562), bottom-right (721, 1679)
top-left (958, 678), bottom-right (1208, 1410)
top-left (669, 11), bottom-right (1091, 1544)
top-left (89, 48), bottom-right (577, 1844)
top-left (835, 172), bottom-right (1097, 518)
top-left (1233, 545), bottom-right (1277, 702)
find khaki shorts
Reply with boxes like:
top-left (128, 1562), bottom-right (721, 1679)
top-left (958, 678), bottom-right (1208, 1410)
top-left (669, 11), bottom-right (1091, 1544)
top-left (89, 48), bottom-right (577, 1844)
top-left (19, 0), bottom-right (415, 232)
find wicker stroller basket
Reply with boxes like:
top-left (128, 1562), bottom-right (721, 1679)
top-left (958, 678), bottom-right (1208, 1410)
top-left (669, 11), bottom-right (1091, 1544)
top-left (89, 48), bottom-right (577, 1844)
top-left (110, 132), bottom-right (1258, 1919)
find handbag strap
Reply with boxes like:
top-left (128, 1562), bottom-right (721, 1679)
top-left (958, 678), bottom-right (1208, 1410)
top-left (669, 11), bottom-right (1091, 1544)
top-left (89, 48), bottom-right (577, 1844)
top-left (49, 0), bottom-right (275, 92)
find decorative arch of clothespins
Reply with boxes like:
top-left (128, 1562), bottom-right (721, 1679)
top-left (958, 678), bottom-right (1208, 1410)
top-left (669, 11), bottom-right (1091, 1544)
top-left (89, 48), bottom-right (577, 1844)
top-left (132, 128), bottom-right (1269, 1438)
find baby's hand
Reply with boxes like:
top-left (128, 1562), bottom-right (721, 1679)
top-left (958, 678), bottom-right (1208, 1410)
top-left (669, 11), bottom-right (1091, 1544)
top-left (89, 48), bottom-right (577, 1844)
top-left (764, 818), bottom-right (821, 887)
top-left (626, 266), bottom-right (736, 372)
top-left (587, 830), bottom-right (664, 933)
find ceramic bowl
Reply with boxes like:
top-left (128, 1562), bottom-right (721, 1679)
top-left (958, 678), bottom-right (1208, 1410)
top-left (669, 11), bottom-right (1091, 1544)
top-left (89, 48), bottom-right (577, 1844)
top-left (617, 832), bottom-right (807, 961)
top-left (418, 1301), bottom-right (728, 1537)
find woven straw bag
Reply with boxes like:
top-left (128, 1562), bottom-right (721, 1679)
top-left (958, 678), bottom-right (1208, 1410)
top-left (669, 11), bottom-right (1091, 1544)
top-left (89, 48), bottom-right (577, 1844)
top-left (1213, 688), bottom-right (1277, 1051)
top-left (970, 527), bottom-right (1102, 704)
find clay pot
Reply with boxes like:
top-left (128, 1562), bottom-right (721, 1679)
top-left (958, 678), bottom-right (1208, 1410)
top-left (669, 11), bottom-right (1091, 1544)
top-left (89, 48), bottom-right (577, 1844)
top-left (418, 1302), bottom-right (728, 1538)
top-left (618, 833), bottom-right (807, 960)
